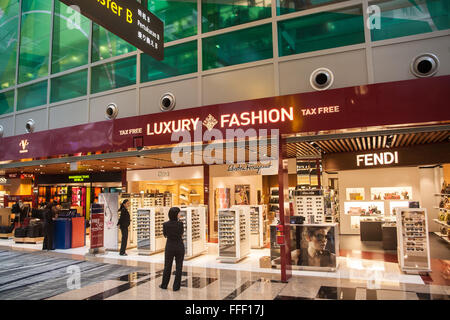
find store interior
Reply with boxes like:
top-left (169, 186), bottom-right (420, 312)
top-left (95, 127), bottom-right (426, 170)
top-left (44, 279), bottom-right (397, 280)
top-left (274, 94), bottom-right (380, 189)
top-left (0, 129), bottom-right (449, 280)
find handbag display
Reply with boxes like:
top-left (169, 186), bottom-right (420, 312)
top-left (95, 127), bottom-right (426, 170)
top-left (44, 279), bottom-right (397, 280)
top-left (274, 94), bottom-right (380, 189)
top-left (348, 207), bottom-right (362, 215)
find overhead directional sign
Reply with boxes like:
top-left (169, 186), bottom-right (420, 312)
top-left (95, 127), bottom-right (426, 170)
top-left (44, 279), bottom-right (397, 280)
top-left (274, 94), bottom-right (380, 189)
top-left (59, 0), bottom-right (164, 60)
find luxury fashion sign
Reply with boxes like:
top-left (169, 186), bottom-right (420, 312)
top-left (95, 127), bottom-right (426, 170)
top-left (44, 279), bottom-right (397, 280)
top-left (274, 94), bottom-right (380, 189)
top-left (118, 105), bottom-right (342, 137)
top-left (58, 0), bottom-right (164, 60)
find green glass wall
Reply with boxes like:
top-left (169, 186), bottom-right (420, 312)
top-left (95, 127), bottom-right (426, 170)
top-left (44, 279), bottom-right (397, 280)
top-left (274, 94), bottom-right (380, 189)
top-left (0, 0), bottom-right (19, 89)
top-left (50, 69), bottom-right (87, 103)
top-left (51, 1), bottom-right (90, 73)
top-left (148, 0), bottom-right (197, 42)
top-left (277, 0), bottom-right (346, 15)
top-left (203, 24), bottom-right (273, 70)
top-left (91, 56), bottom-right (137, 94)
top-left (92, 24), bottom-right (136, 62)
top-left (371, 0), bottom-right (450, 41)
top-left (0, 89), bottom-right (15, 115)
top-left (141, 41), bottom-right (197, 82)
top-left (202, 0), bottom-right (271, 33)
top-left (278, 7), bottom-right (365, 56)
top-left (17, 80), bottom-right (47, 110)
top-left (18, 0), bottom-right (52, 83)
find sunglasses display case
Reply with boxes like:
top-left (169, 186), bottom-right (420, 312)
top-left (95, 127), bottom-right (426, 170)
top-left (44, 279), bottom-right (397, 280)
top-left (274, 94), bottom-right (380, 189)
top-left (136, 207), bottom-right (168, 255)
top-left (293, 189), bottom-right (325, 224)
top-left (218, 207), bottom-right (250, 263)
top-left (179, 206), bottom-right (207, 260)
top-left (233, 205), bottom-right (268, 249)
top-left (395, 207), bottom-right (431, 274)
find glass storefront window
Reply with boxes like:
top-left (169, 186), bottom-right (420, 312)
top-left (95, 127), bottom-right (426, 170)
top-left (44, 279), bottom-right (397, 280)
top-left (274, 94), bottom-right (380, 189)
top-left (92, 23), bottom-right (136, 62)
top-left (51, 1), bottom-right (90, 74)
top-left (91, 56), bottom-right (137, 94)
top-left (141, 40), bottom-right (197, 82)
top-left (17, 80), bottom-right (47, 111)
top-left (370, 0), bottom-right (450, 41)
top-left (202, 24), bottom-right (273, 70)
top-left (277, 0), bottom-right (347, 15)
top-left (202, 0), bottom-right (272, 33)
top-left (0, 0), bottom-right (19, 89)
top-left (0, 89), bottom-right (15, 115)
top-left (50, 69), bottom-right (87, 103)
top-left (278, 6), bottom-right (365, 56)
top-left (18, 0), bottom-right (52, 84)
top-left (148, 0), bottom-right (197, 42)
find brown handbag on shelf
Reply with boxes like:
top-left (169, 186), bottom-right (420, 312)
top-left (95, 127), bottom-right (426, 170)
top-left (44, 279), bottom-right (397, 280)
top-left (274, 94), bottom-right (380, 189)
top-left (348, 207), bottom-right (362, 215)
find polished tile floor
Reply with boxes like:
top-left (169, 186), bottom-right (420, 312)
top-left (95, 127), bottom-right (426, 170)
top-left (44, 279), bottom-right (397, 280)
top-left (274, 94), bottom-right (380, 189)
top-left (0, 235), bottom-right (448, 300)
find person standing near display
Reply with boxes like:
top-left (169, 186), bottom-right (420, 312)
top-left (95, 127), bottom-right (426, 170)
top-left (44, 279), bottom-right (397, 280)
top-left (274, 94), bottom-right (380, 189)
top-left (42, 202), bottom-right (59, 251)
top-left (117, 199), bottom-right (131, 256)
top-left (160, 207), bottom-right (184, 291)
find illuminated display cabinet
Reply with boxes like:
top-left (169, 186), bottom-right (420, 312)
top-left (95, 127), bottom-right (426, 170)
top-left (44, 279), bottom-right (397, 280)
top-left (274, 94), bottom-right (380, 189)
top-left (179, 206), bottom-right (207, 259)
top-left (136, 207), bottom-right (167, 255)
top-left (395, 208), bottom-right (431, 274)
top-left (218, 207), bottom-right (250, 263)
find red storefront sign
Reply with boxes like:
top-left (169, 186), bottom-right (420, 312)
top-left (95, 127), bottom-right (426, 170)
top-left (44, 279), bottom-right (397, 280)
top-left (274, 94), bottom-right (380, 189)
top-left (0, 76), bottom-right (449, 162)
top-left (113, 75), bottom-right (450, 149)
top-left (90, 212), bottom-right (105, 249)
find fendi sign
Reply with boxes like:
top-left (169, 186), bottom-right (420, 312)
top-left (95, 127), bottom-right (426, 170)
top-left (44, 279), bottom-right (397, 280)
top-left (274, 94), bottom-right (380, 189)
top-left (356, 151), bottom-right (399, 167)
top-left (323, 143), bottom-right (450, 171)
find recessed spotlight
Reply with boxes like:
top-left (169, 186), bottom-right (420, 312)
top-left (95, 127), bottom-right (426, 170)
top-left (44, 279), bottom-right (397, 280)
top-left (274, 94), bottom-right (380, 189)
top-left (102, 160), bottom-right (105, 162)
top-left (66, 162), bottom-right (70, 165)
top-left (39, 164), bottom-right (45, 167)
top-left (134, 163), bottom-right (137, 166)
top-left (101, 170), bottom-right (105, 172)
top-left (101, 165), bottom-right (104, 168)
top-left (113, 167), bottom-right (120, 169)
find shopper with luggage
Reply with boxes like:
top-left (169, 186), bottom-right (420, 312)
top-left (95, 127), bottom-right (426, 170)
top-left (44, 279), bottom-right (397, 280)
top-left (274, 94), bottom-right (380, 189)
top-left (160, 207), bottom-right (185, 291)
top-left (42, 202), bottom-right (59, 251)
top-left (117, 199), bottom-right (131, 256)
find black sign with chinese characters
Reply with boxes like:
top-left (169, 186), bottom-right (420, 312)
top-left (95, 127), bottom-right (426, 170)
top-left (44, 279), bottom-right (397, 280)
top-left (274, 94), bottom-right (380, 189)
top-left (59, 0), bottom-right (164, 60)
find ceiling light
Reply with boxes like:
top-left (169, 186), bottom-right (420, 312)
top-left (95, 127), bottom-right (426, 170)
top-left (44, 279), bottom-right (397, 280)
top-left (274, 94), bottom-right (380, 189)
top-left (113, 167), bottom-right (120, 169)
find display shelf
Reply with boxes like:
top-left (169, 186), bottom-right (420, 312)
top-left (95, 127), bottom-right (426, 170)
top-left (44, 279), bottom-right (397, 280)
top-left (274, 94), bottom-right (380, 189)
top-left (346, 188), bottom-right (365, 201)
top-left (371, 187), bottom-right (413, 201)
top-left (434, 207), bottom-right (450, 212)
top-left (136, 207), bottom-right (167, 255)
top-left (293, 189), bottom-right (325, 224)
top-left (433, 219), bottom-right (449, 227)
top-left (233, 205), bottom-right (267, 249)
top-left (218, 207), bottom-right (250, 263)
top-left (435, 194), bottom-right (450, 196)
top-left (396, 208), bottom-right (431, 273)
top-left (433, 232), bottom-right (450, 244)
top-left (344, 201), bottom-right (385, 216)
top-left (179, 206), bottom-right (207, 260)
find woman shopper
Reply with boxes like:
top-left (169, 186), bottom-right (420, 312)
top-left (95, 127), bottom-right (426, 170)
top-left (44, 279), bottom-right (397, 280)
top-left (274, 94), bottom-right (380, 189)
top-left (160, 207), bottom-right (184, 291)
top-left (42, 202), bottom-right (58, 251)
top-left (117, 199), bottom-right (131, 256)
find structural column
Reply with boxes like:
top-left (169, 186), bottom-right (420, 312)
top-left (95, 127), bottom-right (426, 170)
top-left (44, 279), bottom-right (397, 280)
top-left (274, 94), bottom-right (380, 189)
top-left (278, 136), bottom-right (292, 282)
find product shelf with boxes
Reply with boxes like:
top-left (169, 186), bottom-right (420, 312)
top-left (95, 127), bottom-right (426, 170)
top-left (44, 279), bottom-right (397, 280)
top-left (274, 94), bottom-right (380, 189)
top-left (395, 207), bottom-right (431, 274)
top-left (268, 187), bottom-right (279, 221)
top-left (293, 189), bottom-right (325, 224)
top-left (136, 207), bottom-right (168, 255)
top-left (218, 207), bottom-right (250, 263)
top-left (179, 206), bottom-right (207, 260)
